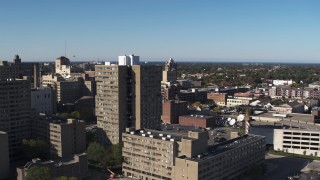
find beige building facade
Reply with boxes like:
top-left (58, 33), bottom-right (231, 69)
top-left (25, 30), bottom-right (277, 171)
top-left (122, 128), bottom-right (265, 180)
top-left (95, 64), bottom-right (162, 144)
top-left (32, 117), bottom-right (86, 158)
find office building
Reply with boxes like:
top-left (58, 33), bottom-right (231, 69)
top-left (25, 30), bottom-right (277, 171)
top-left (162, 100), bottom-right (188, 124)
top-left (274, 128), bottom-right (320, 157)
top-left (31, 117), bottom-right (86, 158)
top-left (118, 54), bottom-right (140, 66)
top-left (17, 153), bottom-right (88, 180)
top-left (0, 79), bottom-right (31, 161)
top-left (0, 131), bottom-right (10, 178)
top-left (95, 63), bottom-right (162, 144)
top-left (122, 128), bottom-right (265, 180)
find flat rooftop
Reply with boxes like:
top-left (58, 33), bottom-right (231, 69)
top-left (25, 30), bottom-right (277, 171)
top-left (252, 111), bottom-right (314, 122)
top-left (178, 134), bottom-right (264, 162)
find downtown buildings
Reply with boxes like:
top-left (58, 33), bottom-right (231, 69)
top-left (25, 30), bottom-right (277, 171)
top-left (95, 55), bottom-right (162, 144)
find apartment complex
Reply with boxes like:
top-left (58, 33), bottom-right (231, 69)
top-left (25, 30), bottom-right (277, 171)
top-left (95, 64), bottom-right (162, 144)
top-left (31, 117), bottom-right (86, 158)
top-left (122, 128), bottom-right (265, 180)
top-left (0, 79), bottom-right (31, 161)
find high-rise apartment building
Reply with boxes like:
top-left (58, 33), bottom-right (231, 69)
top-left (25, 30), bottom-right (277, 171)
top-left (95, 63), bottom-right (162, 144)
top-left (0, 79), bottom-right (31, 161)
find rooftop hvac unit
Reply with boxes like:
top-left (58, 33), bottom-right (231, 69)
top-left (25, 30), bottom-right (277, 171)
top-left (142, 134), bottom-right (146, 137)
top-left (147, 131), bottom-right (152, 135)
top-left (170, 138), bottom-right (175, 142)
top-left (140, 130), bottom-right (144, 133)
top-left (159, 134), bottom-right (163, 137)
top-left (167, 135), bottom-right (172, 138)
top-left (130, 131), bottom-right (135, 135)
top-left (162, 137), bottom-right (167, 140)
top-left (149, 135), bottom-right (154, 138)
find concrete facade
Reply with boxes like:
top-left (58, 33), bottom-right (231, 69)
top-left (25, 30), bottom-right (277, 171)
top-left (95, 64), bottom-right (162, 144)
top-left (274, 128), bottom-right (320, 157)
top-left (122, 129), bottom-right (265, 180)
top-left (32, 117), bottom-right (86, 158)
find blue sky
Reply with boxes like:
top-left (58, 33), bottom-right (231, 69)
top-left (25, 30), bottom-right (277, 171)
top-left (0, 0), bottom-right (319, 62)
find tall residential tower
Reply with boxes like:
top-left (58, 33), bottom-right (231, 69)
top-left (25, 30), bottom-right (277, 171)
top-left (95, 58), bottom-right (161, 144)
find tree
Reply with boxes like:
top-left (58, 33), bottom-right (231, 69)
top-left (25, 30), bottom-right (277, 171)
top-left (102, 143), bottom-right (123, 168)
top-left (22, 139), bottom-right (49, 160)
top-left (26, 166), bottom-right (52, 180)
top-left (70, 111), bottom-right (81, 119)
top-left (87, 142), bottom-right (105, 164)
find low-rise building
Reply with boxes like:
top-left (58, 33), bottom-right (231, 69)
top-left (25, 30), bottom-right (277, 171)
top-left (17, 153), bottom-right (88, 180)
top-left (162, 100), bottom-right (188, 124)
top-left (179, 115), bottom-right (216, 128)
top-left (122, 128), bottom-right (265, 180)
top-left (207, 93), bottom-right (227, 106)
top-left (32, 117), bottom-right (86, 158)
top-left (274, 128), bottom-right (320, 157)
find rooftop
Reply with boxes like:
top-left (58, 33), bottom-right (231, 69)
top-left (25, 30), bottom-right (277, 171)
top-left (178, 134), bottom-right (264, 162)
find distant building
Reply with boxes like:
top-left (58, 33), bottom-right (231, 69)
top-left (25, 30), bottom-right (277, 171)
top-left (56, 81), bottom-right (82, 104)
top-left (162, 100), bottom-right (188, 124)
top-left (17, 153), bottom-right (88, 180)
top-left (0, 131), bottom-right (10, 178)
top-left (31, 117), bottom-right (86, 158)
top-left (273, 79), bottom-right (293, 86)
top-left (207, 92), bottom-right (227, 106)
top-left (31, 87), bottom-right (56, 116)
top-left (55, 56), bottom-right (71, 75)
top-left (118, 54), bottom-right (140, 66)
top-left (162, 58), bottom-right (177, 83)
top-left (122, 128), bottom-right (265, 180)
top-left (179, 88), bottom-right (207, 103)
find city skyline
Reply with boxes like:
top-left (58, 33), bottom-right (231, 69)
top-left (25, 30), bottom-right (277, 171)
top-left (0, 0), bottom-right (319, 62)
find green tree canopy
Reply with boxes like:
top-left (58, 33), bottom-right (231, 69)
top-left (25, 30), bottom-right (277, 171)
top-left (87, 142), bottom-right (105, 164)
top-left (26, 166), bottom-right (52, 180)
top-left (70, 111), bottom-right (81, 119)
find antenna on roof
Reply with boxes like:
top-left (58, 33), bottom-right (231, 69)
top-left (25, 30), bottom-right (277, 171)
top-left (64, 40), bottom-right (67, 57)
